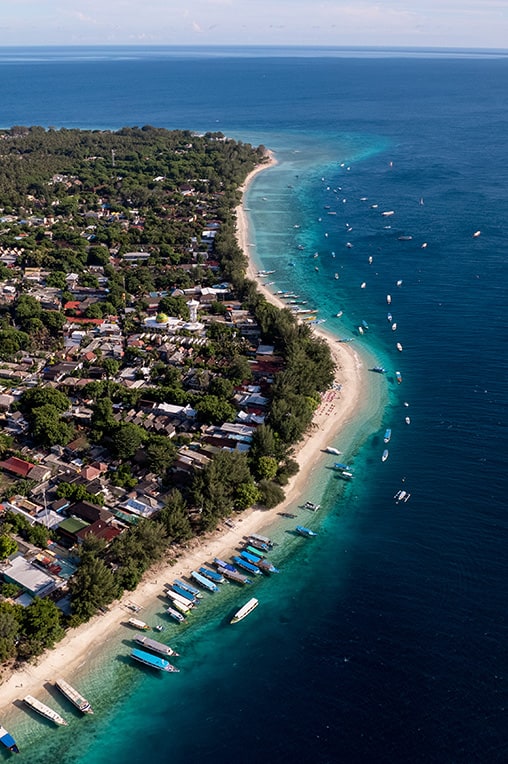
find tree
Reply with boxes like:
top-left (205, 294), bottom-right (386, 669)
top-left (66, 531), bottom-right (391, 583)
top-left (110, 423), bottom-right (147, 460)
top-left (102, 358), bottom-right (120, 378)
top-left (194, 394), bottom-right (236, 426)
top-left (20, 598), bottom-right (65, 656)
top-left (18, 386), bottom-right (70, 416)
top-left (257, 479), bottom-right (285, 509)
top-left (69, 556), bottom-right (120, 623)
top-left (256, 455), bottom-right (278, 480)
top-left (0, 534), bottom-right (17, 560)
top-left (144, 435), bottom-right (177, 476)
top-left (234, 481), bottom-right (260, 510)
top-left (157, 489), bottom-right (193, 543)
top-left (0, 602), bottom-right (22, 663)
top-left (30, 404), bottom-right (75, 447)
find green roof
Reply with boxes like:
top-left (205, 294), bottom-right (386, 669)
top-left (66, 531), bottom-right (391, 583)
top-left (58, 517), bottom-right (90, 534)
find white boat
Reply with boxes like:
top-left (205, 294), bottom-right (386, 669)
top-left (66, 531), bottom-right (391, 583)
top-left (334, 273), bottom-right (339, 279)
top-left (392, 322), bottom-right (397, 331)
top-left (23, 695), bottom-right (68, 726)
top-left (382, 449), bottom-right (389, 462)
top-left (381, 210), bottom-right (395, 217)
top-left (387, 313), bottom-right (393, 322)
top-left (473, 230), bottom-right (481, 237)
top-left (55, 678), bottom-right (93, 714)
top-left (358, 326), bottom-right (364, 334)
top-left (128, 617), bottom-right (150, 631)
top-left (326, 446), bottom-right (341, 455)
top-left (386, 294), bottom-right (392, 304)
top-left (360, 282), bottom-right (366, 289)
top-left (396, 342), bottom-right (403, 352)
top-left (368, 255), bottom-right (373, 264)
top-left (394, 489), bottom-right (411, 503)
top-left (336, 310), bottom-right (343, 317)
top-left (396, 279), bottom-right (403, 287)
top-left (230, 597), bottom-right (259, 624)
top-left (405, 416), bottom-right (411, 425)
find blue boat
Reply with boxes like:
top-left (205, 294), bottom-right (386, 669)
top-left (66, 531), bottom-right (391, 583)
top-left (334, 462), bottom-right (350, 470)
top-left (233, 556), bottom-right (261, 575)
top-left (131, 648), bottom-right (179, 673)
top-left (166, 606), bottom-right (185, 623)
top-left (198, 566), bottom-right (225, 584)
top-left (296, 525), bottom-right (318, 538)
top-left (190, 570), bottom-right (219, 592)
top-left (0, 725), bottom-right (19, 754)
top-left (174, 579), bottom-right (202, 598)
top-left (170, 583), bottom-right (198, 603)
top-left (384, 428), bottom-right (392, 443)
top-left (245, 544), bottom-right (267, 557)
top-left (240, 549), bottom-right (262, 565)
top-left (213, 557), bottom-right (236, 572)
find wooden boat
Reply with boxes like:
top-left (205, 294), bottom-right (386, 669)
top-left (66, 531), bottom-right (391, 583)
top-left (230, 598), bottom-right (259, 624)
top-left (55, 678), bottom-right (93, 714)
top-left (23, 695), bottom-right (68, 726)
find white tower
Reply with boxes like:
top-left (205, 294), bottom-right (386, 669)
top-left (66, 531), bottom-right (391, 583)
top-left (187, 299), bottom-right (199, 323)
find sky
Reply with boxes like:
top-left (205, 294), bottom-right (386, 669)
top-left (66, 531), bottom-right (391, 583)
top-left (0, 0), bottom-right (506, 50)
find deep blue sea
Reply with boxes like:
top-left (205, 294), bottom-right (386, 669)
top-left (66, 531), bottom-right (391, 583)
top-left (1, 47), bottom-right (507, 763)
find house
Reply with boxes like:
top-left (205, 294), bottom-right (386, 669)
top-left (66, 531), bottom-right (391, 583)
top-left (66, 500), bottom-right (114, 525)
top-left (3, 556), bottom-right (59, 598)
top-left (75, 519), bottom-right (122, 545)
top-left (0, 456), bottom-right (34, 478)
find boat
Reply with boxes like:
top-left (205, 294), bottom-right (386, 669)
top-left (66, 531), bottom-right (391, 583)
top-left (249, 533), bottom-right (274, 548)
top-left (384, 428), bottom-right (392, 443)
top-left (166, 606), bottom-right (185, 623)
top-left (405, 416), bottom-right (411, 425)
top-left (128, 617), bottom-right (150, 631)
top-left (396, 279), bottom-right (403, 287)
top-left (0, 725), bottom-right (19, 753)
top-left (168, 598), bottom-right (192, 615)
top-left (398, 235), bottom-right (413, 241)
top-left (334, 273), bottom-right (339, 279)
top-left (190, 570), bottom-right (219, 592)
top-left (361, 320), bottom-right (369, 330)
top-left (387, 313), bottom-right (393, 322)
top-left (358, 325), bottom-right (364, 335)
top-left (278, 512), bottom-right (297, 518)
top-left (395, 371), bottom-right (402, 384)
top-left (335, 310), bottom-right (343, 317)
top-left (55, 678), bottom-right (93, 714)
top-left (473, 230), bottom-right (481, 237)
top-left (213, 557), bottom-right (237, 572)
top-left (240, 549), bottom-right (262, 564)
top-left (133, 638), bottom-right (178, 661)
top-left (217, 566), bottom-right (252, 585)
top-left (337, 337), bottom-right (354, 342)
top-left (382, 449), bottom-right (389, 462)
top-left (304, 501), bottom-right (321, 511)
top-left (245, 537), bottom-right (270, 553)
top-left (232, 556), bottom-right (261, 575)
top-left (368, 255), bottom-right (373, 264)
top-left (173, 579), bottom-right (202, 598)
top-left (394, 489), bottom-right (411, 503)
top-left (246, 544), bottom-right (268, 557)
top-left (421, 242), bottom-right (428, 248)
top-left (338, 470), bottom-right (354, 479)
top-left (386, 294), bottom-right (392, 304)
top-left (154, 625), bottom-right (164, 632)
top-left (130, 648), bottom-right (179, 673)
top-left (381, 210), bottom-right (395, 217)
top-left (295, 525), bottom-right (318, 538)
top-left (23, 695), bottom-right (68, 726)
top-left (334, 462), bottom-right (350, 471)
top-left (325, 446), bottom-right (341, 455)
top-left (392, 322), bottom-right (397, 331)
top-left (166, 590), bottom-right (195, 609)
top-left (230, 597), bottom-right (259, 624)
top-left (371, 366), bottom-right (386, 374)
top-left (360, 282), bottom-right (367, 289)
top-left (198, 566), bottom-right (225, 584)
top-left (170, 583), bottom-right (198, 603)
top-left (396, 342), bottom-right (403, 352)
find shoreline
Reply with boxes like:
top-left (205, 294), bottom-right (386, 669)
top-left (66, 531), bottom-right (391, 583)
top-left (0, 150), bottom-right (367, 713)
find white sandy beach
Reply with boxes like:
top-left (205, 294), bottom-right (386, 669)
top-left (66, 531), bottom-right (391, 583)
top-left (0, 152), bottom-right (366, 710)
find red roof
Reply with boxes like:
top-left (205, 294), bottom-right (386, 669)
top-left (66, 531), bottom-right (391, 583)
top-left (0, 456), bottom-right (34, 477)
top-left (69, 318), bottom-right (104, 325)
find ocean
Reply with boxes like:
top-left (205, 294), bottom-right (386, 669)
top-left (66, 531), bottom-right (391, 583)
top-left (1, 47), bottom-right (507, 763)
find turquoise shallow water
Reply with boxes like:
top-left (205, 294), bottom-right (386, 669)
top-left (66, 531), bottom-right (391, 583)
top-left (1, 48), bottom-right (508, 762)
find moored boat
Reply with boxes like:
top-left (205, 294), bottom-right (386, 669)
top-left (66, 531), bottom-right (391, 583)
top-left (55, 678), bottom-right (93, 714)
top-left (130, 648), bottom-right (179, 673)
top-left (405, 416), bottom-right (411, 424)
top-left (382, 449), bottom-right (389, 462)
top-left (395, 371), bottom-right (402, 383)
top-left (232, 556), bottom-right (261, 575)
top-left (166, 590), bottom-right (195, 609)
top-left (190, 570), bottom-right (219, 592)
top-left (23, 695), bottom-right (68, 726)
top-left (166, 606), bottom-right (185, 623)
top-left (0, 725), bottom-right (19, 753)
top-left (167, 597), bottom-right (192, 615)
top-left (213, 557), bottom-right (236, 572)
top-left (198, 566), bottom-right (224, 584)
top-left (334, 462), bottom-right (350, 471)
top-left (304, 501), bottom-right (320, 511)
top-left (170, 583), bottom-right (198, 603)
top-left (173, 579), bottom-right (202, 598)
top-left (396, 342), bottom-right (403, 352)
top-left (325, 446), bottom-right (341, 455)
top-left (230, 597), bottom-right (259, 624)
top-left (371, 366), bottom-right (386, 374)
top-left (134, 634), bottom-right (179, 657)
top-left (386, 294), bottom-right (392, 304)
top-left (127, 617), bottom-right (150, 631)
top-left (217, 566), bottom-right (252, 585)
top-left (295, 525), bottom-right (318, 538)
top-left (384, 428), bottom-right (392, 443)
